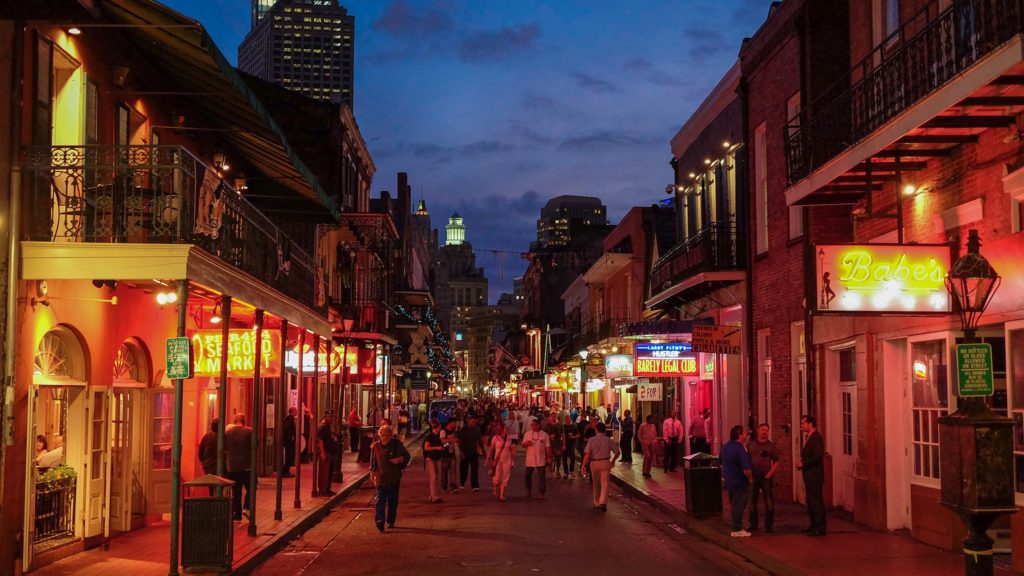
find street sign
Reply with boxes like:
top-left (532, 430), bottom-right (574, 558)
top-left (637, 381), bottom-right (662, 402)
top-left (166, 337), bottom-right (193, 380)
top-left (956, 343), bottom-right (994, 397)
top-left (691, 324), bottom-right (742, 354)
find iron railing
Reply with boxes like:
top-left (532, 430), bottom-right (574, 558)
top-left (24, 145), bottom-right (320, 310)
top-left (785, 0), bottom-right (1022, 184)
top-left (650, 222), bottom-right (742, 293)
top-left (34, 477), bottom-right (76, 546)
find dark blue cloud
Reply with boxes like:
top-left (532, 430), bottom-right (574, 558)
top-left (569, 71), bottom-right (618, 94)
top-left (456, 22), bottom-right (541, 63)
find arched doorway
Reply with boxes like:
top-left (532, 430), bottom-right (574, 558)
top-left (110, 339), bottom-right (149, 534)
top-left (29, 325), bottom-right (89, 558)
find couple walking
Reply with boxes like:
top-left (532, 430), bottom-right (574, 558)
top-left (486, 418), bottom-right (551, 501)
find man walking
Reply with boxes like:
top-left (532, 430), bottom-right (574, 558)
top-left (521, 418), bottom-right (551, 498)
top-left (637, 415), bottom-right (658, 478)
top-left (348, 407), bottom-right (362, 453)
top-left (582, 422), bottom-right (619, 511)
top-left (457, 414), bottom-right (485, 491)
top-left (662, 410), bottom-right (684, 473)
top-left (282, 408), bottom-right (296, 477)
top-left (799, 415), bottom-right (827, 536)
top-left (224, 414), bottom-right (254, 521)
top-left (688, 408), bottom-right (709, 454)
top-left (317, 410), bottom-right (340, 496)
top-left (720, 425), bottom-right (753, 538)
top-left (370, 424), bottom-right (410, 532)
top-left (747, 423), bottom-right (780, 532)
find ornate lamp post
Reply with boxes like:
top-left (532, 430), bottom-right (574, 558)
top-left (579, 349), bottom-right (590, 414)
top-left (939, 230), bottom-right (1015, 576)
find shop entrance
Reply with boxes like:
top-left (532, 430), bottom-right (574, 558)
top-left (109, 388), bottom-right (144, 534)
top-left (827, 346), bottom-right (858, 512)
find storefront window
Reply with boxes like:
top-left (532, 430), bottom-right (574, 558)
top-left (911, 339), bottom-right (948, 481)
top-left (1010, 329), bottom-right (1024, 493)
top-left (151, 393), bottom-right (173, 470)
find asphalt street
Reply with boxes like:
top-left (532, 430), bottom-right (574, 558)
top-left (251, 446), bottom-right (768, 576)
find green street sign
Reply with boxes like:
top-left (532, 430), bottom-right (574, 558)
top-left (166, 337), bottom-right (193, 380)
top-left (956, 343), bottom-right (994, 397)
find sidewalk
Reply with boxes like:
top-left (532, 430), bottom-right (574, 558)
top-left (609, 457), bottom-right (1013, 576)
top-left (32, 431), bottom-right (425, 576)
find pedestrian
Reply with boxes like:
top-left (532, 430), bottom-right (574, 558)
top-left (198, 418), bottom-right (219, 476)
top-left (721, 425), bottom-right (753, 538)
top-left (561, 414), bottom-right (579, 479)
top-left (486, 421), bottom-right (513, 501)
top-left (544, 412), bottom-right (564, 478)
top-left (317, 410), bottom-right (340, 496)
top-left (370, 424), bottom-right (411, 532)
top-left (348, 407), bottom-right (363, 453)
top-left (505, 410), bottom-right (521, 446)
top-left (582, 422), bottom-right (619, 511)
top-left (596, 403), bottom-right (608, 424)
top-left (409, 401), bottom-right (420, 432)
top-left (282, 408), bottom-right (297, 477)
top-left (746, 423), bottom-right (780, 532)
top-left (301, 407), bottom-right (312, 463)
top-left (619, 409), bottom-right (634, 464)
top-left (422, 418), bottom-right (446, 503)
top-left (398, 404), bottom-right (410, 441)
top-left (637, 414), bottom-right (658, 478)
top-left (457, 414), bottom-right (485, 491)
top-left (521, 418), bottom-right (551, 498)
top-left (417, 400), bottom-right (428, 431)
top-left (662, 410), bottom-right (684, 473)
top-left (799, 415), bottom-right (826, 536)
top-left (224, 414), bottom-right (254, 521)
top-left (689, 408), bottom-right (709, 454)
top-left (440, 420), bottom-right (459, 493)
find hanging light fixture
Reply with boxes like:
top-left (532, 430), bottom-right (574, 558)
top-left (210, 303), bottom-right (222, 324)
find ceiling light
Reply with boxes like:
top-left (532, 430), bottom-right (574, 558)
top-left (722, 141), bottom-right (731, 148)
top-left (903, 184), bottom-right (919, 196)
top-left (210, 304), bottom-right (222, 324)
top-left (67, 27), bottom-right (82, 36)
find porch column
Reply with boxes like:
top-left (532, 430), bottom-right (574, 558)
top-left (311, 334), bottom-right (320, 498)
top-left (294, 329), bottom-right (305, 508)
top-left (248, 309), bottom-right (264, 537)
top-left (169, 279), bottom-right (188, 576)
top-left (216, 295), bottom-right (232, 477)
top-left (274, 321), bottom-right (288, 521)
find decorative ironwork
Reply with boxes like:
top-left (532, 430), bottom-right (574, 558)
top-left (34, 476), bottom-right (76, 547)
top-left (649, 222), bottom-right (743, 293)
top-left (785, 0), bottom-right (1022, 184)
top-left (24, 145), bottom-right (321, 312)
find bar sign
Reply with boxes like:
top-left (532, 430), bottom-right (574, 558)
top-left (166, 337), bottom-right (193, 380)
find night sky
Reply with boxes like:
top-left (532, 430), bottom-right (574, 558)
top-left (163, 0), bottom-right (771, 301)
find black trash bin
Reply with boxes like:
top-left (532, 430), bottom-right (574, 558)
top-left (683, 452), bottom-right (722, 518)
top-left (181, 474), bottom-right (234, 573)
top-left (358, 425), bottom-right (376, 463)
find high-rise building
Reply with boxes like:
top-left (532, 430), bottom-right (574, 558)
top-left (445, 212), bottom-right (466, 246)
top-left (532, 195), bottom-right (608, 250)
top-left (238, 0), bottom-right (355, 107)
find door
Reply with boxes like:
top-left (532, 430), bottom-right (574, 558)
top-left (792, 356), bottom-right (808, 503)
top-left (829, 347), bottom-right (858, 512)
top-left (883, 338), bottom-right (910, 529)
top-left (84, 388), bottom-right (110, 538)
top-left (146, 390), bottom-right (173, 515)
top-left (109, 388), bottom-right (144, 533)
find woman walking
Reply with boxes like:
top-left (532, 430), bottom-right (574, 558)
top-left (486, 421), bottom-right (514, 501)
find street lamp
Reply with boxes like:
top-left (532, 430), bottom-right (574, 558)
top-left (939, 229), bottom-right (1015, 576)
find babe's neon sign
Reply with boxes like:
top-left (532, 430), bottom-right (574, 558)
top-left (815, 244), bottom-right (952, 314)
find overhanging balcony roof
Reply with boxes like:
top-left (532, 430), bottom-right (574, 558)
top-left (582, 253), bottom-right (633, 284)
top-left (100, 0), bottom-right (338, 220)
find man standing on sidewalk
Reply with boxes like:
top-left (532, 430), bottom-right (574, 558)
top-left (746, 423), bottom-right (780, 532)
top-left (521, 418), bottom-right (551, 498)
top-left (720, 425), bottom-right (753, 538)
top-left (225, 414), bottom-right (254, 521)
top-left (457, 414), bottom-right (485, 491)
top-left (619, 409), bottom-right (634, 464)
top-left (582, 422), bottom-right (619, 511)
top-left (688, 408), bottom-right (710, 454)
top-left (637, 415), bottom-right (658, 478)
top-left (348, 407), bottom-right (363, 453)
top-left (662, 410), bottom-right (684, 473)
top-left (799, 415), bottom-right (827, 536)
top-left (317, 410), bottom-right (340, 496)
top-left (370, 424), bottom-right (410, 532)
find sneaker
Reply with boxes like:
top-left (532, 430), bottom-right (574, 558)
top-left (472, 487), bottom-right (479, 492)
top-left (729, 530), bottom-right (752, 538)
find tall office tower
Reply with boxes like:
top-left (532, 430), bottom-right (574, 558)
top-left (532, 195), bottom-right (608, 250)
top-left (239, 0), bottom-right (355, 107)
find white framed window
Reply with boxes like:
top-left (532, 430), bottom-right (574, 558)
top-left (1003, 165), bottom-right (1024, 233)
top-left (1004, 321), bottom-right (1024, 503)
top-left (908, 332), bottom-right (956, 486)
top-left (757, 328), bottom-right (772, 428)
top-left (754, 122), bottom-right (768, 254)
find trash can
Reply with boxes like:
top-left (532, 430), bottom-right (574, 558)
top-left (181, 474), bottom-right (234, 573)
top-left (683, 452), bottom-right (722, 518)
top-left (358, 425), bottom-right (376, 463)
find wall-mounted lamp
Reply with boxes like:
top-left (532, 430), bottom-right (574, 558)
top-left (213, 152), bottom-right (230, 171)
top-left (67, 27), bottom-right (82, 36)
top-left (113, 65), bottom-right (130, 88)
top-left (233, 175), bottom-right (248, 192)
top-left (903, 184), bottom-right (926, 197)
top-left (210, 303), bottom-right (222, 324)
top-left (155, 290), bottom-right (178, 306)
top-left (722, 140), bottom-right (731, 148)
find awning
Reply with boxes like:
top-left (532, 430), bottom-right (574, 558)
top-left (618, 318), bottom-right (715, 339)
top-left (99, 0), bottom-right (338, 221)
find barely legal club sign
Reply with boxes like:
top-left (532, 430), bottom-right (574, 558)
top-left (813, 244), bottom-right (953, 314)
top-left (633, 342), bottom-right (698, 377)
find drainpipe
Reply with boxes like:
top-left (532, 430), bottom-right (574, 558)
top-left (294, 329), bottom-right (304, 509)
top-left (738, 75), bottom-right (756, 433)
top-left (216, 295), bottom-right (231, 477)
top-left (3, 18), bottom-right (24, 451)
top-left (169, 279), bottom-right (188, 576)
top-left (274, 321), bottom-right (288, 521)
top-left (248, 309), bottom-right (263, 538)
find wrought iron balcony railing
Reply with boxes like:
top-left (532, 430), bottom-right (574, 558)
top-left (650, 221), bottom-right (742, 293)
top-left (785, 0), bottom-right (1022, 184)
top-left (25, 145), bottom-right (319, 311)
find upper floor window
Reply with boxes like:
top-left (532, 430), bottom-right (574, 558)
top-left (754, 122), bottom-right (769, 254)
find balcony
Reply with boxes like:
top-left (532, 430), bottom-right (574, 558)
top-left (24, 145), bottom-right (318, 310)
top-left (786, 0), bottom-right (1023, 185)
top-left (650, 222), bottom-right (743, 293)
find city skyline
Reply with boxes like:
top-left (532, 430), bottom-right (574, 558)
top-left (162, 0), bottom-right (770, 301)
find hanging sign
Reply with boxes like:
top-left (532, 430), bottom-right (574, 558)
top-left (190, 329), bottom-right (281, 378)
top-left (166, 337), bottom-right (193, 380)
top-left (604, 355), bottom-right (634, 379)
top-left (284, 344), bottom-right (355, 375)
top-left (633, 342), bottom-right (698, 377)
top-left (956, 343), bottom-right (994, 397)
top-left (692, 325), bottom-right (741, 354)
top-left (637, 381), bottom-right (662, 401)
top-left (813, 244), bottom-right (952, 314)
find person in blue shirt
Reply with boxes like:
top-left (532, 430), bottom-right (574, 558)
top-left (720, 425), bottom-right (753, 538)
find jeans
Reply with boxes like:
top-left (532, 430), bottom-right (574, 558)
top-left (664, 438), bottom-right (680, 472)
top-left (318, 454), bottom-right (337, 494)
top-left (426, 458), bottom-right (441, 500)
top-left (728, 486), bottom-right (749, 531)
top-left (375, 485), bottom-right (400, 526)
top-left (349, 425), bottom-right (360, 453)
top-left (440, 457), bottom-right (455, 491)
top-left (620, 432), bottom-right (634, 462)
top-left (524, 466), bottom-right (546, 496)
top-left (749, 475), bottom-right (775, 529)
top-left (560, 447), bottom-right (575, 475)
top-left (228, 470), bottom-right (253, 520)
top-left (459, 452), bottom-right (479, 488)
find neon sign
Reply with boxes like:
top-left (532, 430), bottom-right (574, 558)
top-left (633, 342), bottom-right (698, 377)
top-left (190, 329), bottom-right (281, 378)
top-left (604, 355), bottom-right (634, 379)
top-left (284, 344), bottom-right (356, 375)
top-left (814, 244), bottom-right (953, 314)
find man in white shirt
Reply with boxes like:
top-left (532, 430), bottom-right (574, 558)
top-left (596, 404), bottom-right (608, 424)
top-left (521, 419), bottom-right (551, 498)
top-left (505, 412), bottom-right (521, 446)
top-left (662, 410), bottom-right (684, 473)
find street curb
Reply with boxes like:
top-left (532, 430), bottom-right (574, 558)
top-left (610, 473), bottom-right (803, 576)
top-left (231, 431), bottom-right (425, 575)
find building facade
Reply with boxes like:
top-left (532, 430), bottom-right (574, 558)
top-left (531, 195), bottom-right (608, 251)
